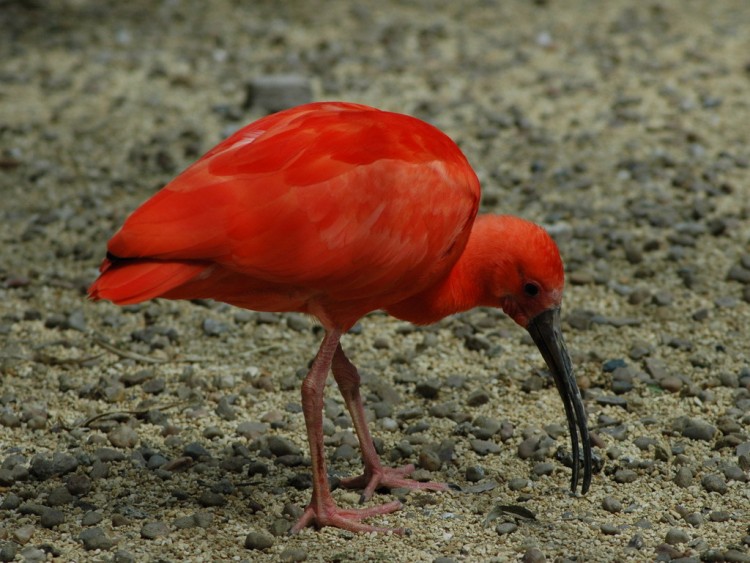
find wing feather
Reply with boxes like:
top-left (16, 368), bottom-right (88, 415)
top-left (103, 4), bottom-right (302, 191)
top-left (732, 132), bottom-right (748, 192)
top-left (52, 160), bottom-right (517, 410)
top-left (105, 102), bottom-right (480, 300)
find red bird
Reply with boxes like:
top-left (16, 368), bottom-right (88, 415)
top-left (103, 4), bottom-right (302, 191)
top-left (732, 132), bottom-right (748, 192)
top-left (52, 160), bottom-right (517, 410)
top-left (89, 102), bottom-right (592, 533)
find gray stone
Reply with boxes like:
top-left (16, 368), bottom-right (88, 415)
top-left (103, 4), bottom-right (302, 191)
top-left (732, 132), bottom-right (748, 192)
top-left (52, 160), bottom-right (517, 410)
top-left (0, 542), bottom-right (18, 563)
top-left (46, 486), bottom-right (75, 506)
top-left (522, 547), bottom-right (546, 563)
top-left (614, 469), bottom-right (638, 483)
top-left (194, 511), bottom-right (213, 528)
top-left (244, 75), bottom-right (313, 113)
top-left (465, 465), bottom-right (485, 482)
top-left (665, 527), bottom-right (690, 544)
top-left (40, 507), bottom-right (64, 528)
top-left (470, 439), bottom-right (500, 455)
top-left (66, 473), bottom-right (92, 496)
top-left (244, 530), bottom-right (274, 550)
top-left (29, 452), bottom-right (78, 480)
top-left (674, 466), bottom-right (693, 488)
top-left (141, 521), bottom-right (170, 539)
top-left (602, 496), bottom-right (622, 513)
top-left (279, 547), bottom-right (308, 562)
top-left (79, 527), bottom-right (116, 551)
top-left (198, 491), bottom-right (227, 507)
top-left (108, 425), bottom-right (139, 449)
top-left (701, 474), bottom-right (727, 494)
top-left (113, 550), bottom-right (136, 563)
top-left (496, 522), bottom-right (518, 535)
top-left (202, 318), bottom-right (232, 336)
top-left (81, 511), bottom-right (104, 526)
top-left (267, 436), bottom-right (301, 457)
top-left (681, 420), bottom-right (717, 441)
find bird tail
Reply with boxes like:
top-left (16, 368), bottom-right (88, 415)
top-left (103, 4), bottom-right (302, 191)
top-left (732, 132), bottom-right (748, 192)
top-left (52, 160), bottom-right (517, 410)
top-left (88, 256), bottom-right (209, 305)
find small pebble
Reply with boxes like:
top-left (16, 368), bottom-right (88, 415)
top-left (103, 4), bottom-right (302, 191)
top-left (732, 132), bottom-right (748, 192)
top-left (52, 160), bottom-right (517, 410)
top-left (244, 530), bottom-right (274, 551)
top-left (613, 469), bottom-right (638, 483)
top-left (722, 464), bottom-right (746, 482)
top-left (198, 491), bottom-right (227, 507)
top-left (1, 493), bottom-right (21, 510)
top-left (78, 527), bottom-right (116, 551)
top-left (470, 439), bottom-right (500, 455)
top-left (194, 511), bottom-right (213, 528)
top-left (522, 547), bottom-right (546, 563)
top-left (142, 377), bottom-right (166, 394)
top-left (665, 527), bottom-right (690, 545)
top-left (173, 516), bottom-right (196, 530)
top-left (466, 389), bottom-right (490, 406)
top-left (508, 478), bottom-right (529, 491)
top-left (603, 358), bottom-right (627, 372)
top-left (267, 436), bottom-right (302, 457)
top-left (465, 465), bottom-right (485, 482)
top-left (0, 542), bottom-right (18, 562)
top-left (415, 380), bottom-right (441, 399)
top-left (82, 511), bottom-right (104, 526)
top-left (709, 510), bottom-right (730, 522)
top-left (29, 453), bottom-right (78, 480)
top-left (674, 466), bottom-right (693, 488)
top-left (496, 522), bottom-right (518, 535)
top-left (269, 517), bottom-right (293, 536)
top-left (600, 523), bottom-right (620, 535)
top-left (279, 547), bottom-right (308, 562)
top-left (532, 462), bottom-right (554, 476)
top-left (141, 521), bottom-right (170, 539)
top-left (108, 425), bottom-right (139, 449)
top-left (471, 416), bottom-right (502, 440)
top-left (183, 442), bottom-right (211, 459)
top-left (601, 496), bottom-right (622, 513)
top-left (596, 395), bottom-right (628, 409)
top-left (517, 436), bottom-right (540, 459)
top-left (701, 474), bottom-right (727, 494)
top-left (627, 534), bottom-right (644, 549)
top-left (46, 486), bottom-right (75, 506)
top-left (40, 507), bottom-right (65, 528)
top-left (202, 318), bottom-right (231, 336)
top-left (659, 376), bottom-right (683, 393)
top-left (681, 420), bottom-right (717, 442)
top-left (113, 550), bottom-right (135, 563)
top-left (13, 525), bottom-right (34, 545)
top-left (244, 74), bottom-right (313, 113)
top-left (19, 546), bottom-right (46, 562)
top-left (120, 369), bottom-right (153, 387)
top-left (66, 473), bottom-right (92, 496)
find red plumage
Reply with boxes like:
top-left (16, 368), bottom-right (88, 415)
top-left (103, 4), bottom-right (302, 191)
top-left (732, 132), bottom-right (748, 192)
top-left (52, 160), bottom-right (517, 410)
top-left (89, 102), bottom-right (591, 534)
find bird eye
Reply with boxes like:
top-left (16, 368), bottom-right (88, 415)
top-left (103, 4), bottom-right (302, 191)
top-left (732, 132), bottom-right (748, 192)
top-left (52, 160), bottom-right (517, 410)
top-left (523, 282), bottom-right (540, 297)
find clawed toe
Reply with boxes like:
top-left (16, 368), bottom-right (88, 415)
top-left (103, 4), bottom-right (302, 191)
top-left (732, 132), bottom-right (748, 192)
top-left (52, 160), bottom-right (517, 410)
top-left (291, 499), bottom-right (404, 534)
top-left (339, 463), bottom-right (449, 503)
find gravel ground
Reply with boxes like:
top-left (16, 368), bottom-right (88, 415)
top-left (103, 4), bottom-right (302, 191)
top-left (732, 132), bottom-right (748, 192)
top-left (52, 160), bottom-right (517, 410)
top-left (2, 1), bottom-right (750, 561)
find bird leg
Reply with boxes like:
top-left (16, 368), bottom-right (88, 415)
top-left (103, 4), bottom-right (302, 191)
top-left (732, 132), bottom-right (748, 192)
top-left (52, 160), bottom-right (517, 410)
top-left (291, 330), bottom-right (403, 534)
top-left (331, 344), bottom-right (448, 502)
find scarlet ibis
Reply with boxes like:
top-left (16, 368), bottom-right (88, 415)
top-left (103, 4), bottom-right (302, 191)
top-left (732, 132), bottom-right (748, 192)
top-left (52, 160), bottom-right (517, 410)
top-left (89, 101), bottom-right (592, 533)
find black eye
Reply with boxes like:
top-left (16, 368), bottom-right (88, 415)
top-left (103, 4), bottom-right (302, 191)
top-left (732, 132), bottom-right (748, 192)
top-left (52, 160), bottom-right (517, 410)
top-left (523, 282), bottom-right (540, 297)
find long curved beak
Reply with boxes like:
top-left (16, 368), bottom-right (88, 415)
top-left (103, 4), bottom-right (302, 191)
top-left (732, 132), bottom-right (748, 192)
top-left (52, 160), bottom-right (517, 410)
top-left (527, 307), bottom-right (592, 494)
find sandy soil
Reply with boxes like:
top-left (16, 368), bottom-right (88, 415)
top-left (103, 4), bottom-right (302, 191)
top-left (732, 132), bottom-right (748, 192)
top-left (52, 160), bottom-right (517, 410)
top-left (1, 1), bottom-right (749, 561)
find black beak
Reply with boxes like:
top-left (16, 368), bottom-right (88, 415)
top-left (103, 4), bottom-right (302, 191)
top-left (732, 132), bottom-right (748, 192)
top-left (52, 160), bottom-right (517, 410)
top-left (527, 307), bottom-right (592, 494)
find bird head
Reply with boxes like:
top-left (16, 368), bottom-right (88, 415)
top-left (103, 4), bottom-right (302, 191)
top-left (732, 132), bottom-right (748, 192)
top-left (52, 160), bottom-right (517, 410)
top-left (473, 215), bottom-right (592, 493)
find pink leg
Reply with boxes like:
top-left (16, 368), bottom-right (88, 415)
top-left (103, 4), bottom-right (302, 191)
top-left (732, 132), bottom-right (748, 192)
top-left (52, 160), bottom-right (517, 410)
top-left (331, 344), bottom-right (448, 502)
top-left (291, 330), bottom-right (403, 534)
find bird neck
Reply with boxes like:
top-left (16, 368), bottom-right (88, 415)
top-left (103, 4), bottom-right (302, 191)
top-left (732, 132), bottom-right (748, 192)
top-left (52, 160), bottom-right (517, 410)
top-left (386, 217), bottom-right (500, 325)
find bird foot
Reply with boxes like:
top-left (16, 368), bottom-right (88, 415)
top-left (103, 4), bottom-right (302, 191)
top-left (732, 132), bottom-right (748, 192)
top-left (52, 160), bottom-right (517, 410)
top-left (290, 499), bottom-right (404, 534)
top-left (339, 463), bottom-right (449, 503)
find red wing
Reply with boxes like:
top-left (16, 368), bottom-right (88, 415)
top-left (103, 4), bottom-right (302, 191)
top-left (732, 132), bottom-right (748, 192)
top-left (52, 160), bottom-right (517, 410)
top-left (106, 102), bottom-right (480, 295)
